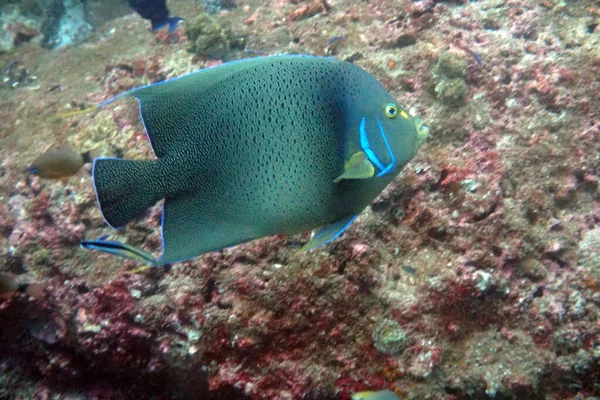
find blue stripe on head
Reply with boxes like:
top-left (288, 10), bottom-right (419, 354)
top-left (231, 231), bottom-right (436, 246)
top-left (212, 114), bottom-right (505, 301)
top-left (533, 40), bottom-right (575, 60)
top-left (359, 117), bottom-right (385, 171)
top-left (359, 117), bottom-right (396, 178)
top-left (91, 156), bottom-right (125, 230)
top-left (375, 117), bottom-right (395, 177)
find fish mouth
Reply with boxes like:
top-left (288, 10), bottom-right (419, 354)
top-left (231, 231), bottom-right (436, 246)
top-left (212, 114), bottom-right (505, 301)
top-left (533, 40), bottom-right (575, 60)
top-left (414, 117), bottom-right (429, 146)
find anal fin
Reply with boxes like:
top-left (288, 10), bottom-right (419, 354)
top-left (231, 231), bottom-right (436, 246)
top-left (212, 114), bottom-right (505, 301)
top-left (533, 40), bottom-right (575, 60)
top-left (81, 236), bottom-right (159, 266)
top-left (334, 152), bottom-right (375, 183)
top-left (299, 214), bottom-right (358, 252)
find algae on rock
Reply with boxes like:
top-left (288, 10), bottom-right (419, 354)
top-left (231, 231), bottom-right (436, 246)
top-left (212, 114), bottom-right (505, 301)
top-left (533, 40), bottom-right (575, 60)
top-left (435, 78), bottom-right (469, 107)
top-left (185, 14), bottom-right (245, 59)
top-left (432, 52), bottom-right (469, 107)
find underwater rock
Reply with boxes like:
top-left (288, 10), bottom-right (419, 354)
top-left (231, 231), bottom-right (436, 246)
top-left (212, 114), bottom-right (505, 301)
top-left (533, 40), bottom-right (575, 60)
top-left (578, 228), bottom-right (600, 275)
top-left (0, 3), bottom-right (41, 52)
top-left (0, 0), bottom-right (92, 50)
top-left (435, 77), bottom-right (469, 106)
top-left (437, 52), bottom-right (468, 80)
top-left (372, 319), bottom-right (409, 355)
top-left (41, 0), bottom-right (92, 49)
top-left (39, 0), bottom-right (65, 48)
top-left (185, 13), bottom-right (245, 58)
top-left (203, 0), bottom-right (221, 14)
top-left (431, 52), bottom-right (469, 107)
top-left (202, 0), bottom-right (236, 14)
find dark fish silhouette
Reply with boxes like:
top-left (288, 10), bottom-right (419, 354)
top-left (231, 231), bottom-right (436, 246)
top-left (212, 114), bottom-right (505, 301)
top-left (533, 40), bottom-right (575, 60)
top-left (0, 273), bottom-right (18, 300)
top-left (127, 0), bottom-right (183, 33)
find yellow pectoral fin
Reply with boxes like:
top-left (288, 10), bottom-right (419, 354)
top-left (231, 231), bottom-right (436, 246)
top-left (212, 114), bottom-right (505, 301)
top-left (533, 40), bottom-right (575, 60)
top-left (334, 151), bottom-right (375, 183)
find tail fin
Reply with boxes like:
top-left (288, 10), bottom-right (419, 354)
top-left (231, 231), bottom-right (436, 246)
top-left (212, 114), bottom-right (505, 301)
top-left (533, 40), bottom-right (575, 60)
top-left (92, 157), bottom-right (165, 229)
top-left (151, 17), bottom-right (184, 33)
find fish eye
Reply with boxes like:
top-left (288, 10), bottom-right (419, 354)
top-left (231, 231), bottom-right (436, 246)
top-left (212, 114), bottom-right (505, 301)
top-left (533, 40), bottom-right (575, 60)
top-left (385, 104), bottom-right (398, 119)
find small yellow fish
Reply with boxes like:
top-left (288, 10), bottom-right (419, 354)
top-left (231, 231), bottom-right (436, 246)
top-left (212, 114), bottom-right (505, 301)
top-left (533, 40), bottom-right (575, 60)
top-left (55, 106), bottom-right (97, 118)
top-left (352, 390), bottom-right (401, 400)
top-left (28, 147), bottom-right (97, 179)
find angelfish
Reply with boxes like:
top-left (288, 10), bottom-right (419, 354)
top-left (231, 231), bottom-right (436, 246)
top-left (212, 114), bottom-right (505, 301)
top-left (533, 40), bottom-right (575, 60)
top-left (81, 56), bottom-right (428, 266)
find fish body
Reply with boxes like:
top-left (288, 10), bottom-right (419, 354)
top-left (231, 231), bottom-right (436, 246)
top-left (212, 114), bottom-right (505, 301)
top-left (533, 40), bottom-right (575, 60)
top-left (352, 390), bottom-right (401, 400)
top-left (28, 148), bottom-right (97, 179)
top-left (82, 55), bottom-right (428, 265)
top-left (127, 0), bottom-right (182, 33)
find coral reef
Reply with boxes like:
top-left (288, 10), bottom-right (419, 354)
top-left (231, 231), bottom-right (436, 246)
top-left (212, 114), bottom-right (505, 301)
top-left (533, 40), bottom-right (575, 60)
top-left (1, 0), bottom-right (600, 398)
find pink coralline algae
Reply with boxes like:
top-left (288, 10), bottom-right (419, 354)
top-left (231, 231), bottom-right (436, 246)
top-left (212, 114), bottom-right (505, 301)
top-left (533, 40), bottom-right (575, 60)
top-left (1, 0), bottom-right (600, 398)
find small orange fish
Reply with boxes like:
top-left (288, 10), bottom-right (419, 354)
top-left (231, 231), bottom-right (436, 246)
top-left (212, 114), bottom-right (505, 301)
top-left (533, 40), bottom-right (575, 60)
top-left (28, 147), bottom-right (97, 179)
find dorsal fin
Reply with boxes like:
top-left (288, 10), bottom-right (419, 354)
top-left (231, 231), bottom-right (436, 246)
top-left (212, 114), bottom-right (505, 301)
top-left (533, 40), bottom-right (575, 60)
top-left (98, 57), bottom-right (289, 158)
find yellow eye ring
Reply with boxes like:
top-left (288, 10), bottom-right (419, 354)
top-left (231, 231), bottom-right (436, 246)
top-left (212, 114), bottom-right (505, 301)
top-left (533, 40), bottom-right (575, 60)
top-left (385, 104), bottom-right (399, 119)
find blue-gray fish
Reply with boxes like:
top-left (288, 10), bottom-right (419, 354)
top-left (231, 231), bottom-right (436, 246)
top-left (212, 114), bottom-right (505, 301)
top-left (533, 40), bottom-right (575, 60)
top-left (352, 390), bottom-right (401, 400)
top-left (81, 55), bottom-right (428, 266)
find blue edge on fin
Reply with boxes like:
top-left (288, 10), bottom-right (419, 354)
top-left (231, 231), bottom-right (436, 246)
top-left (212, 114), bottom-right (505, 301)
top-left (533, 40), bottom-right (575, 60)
top-left (84, 55), bottom-right (348, 266)
top-left (97, 54), bottom-right (332, 108)
top-left (322, 215), bottom-right (358, 246)
top-left (309, 215), bottom-right (358, 250)
top-left (90, 156), bottom-right (124, 231)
